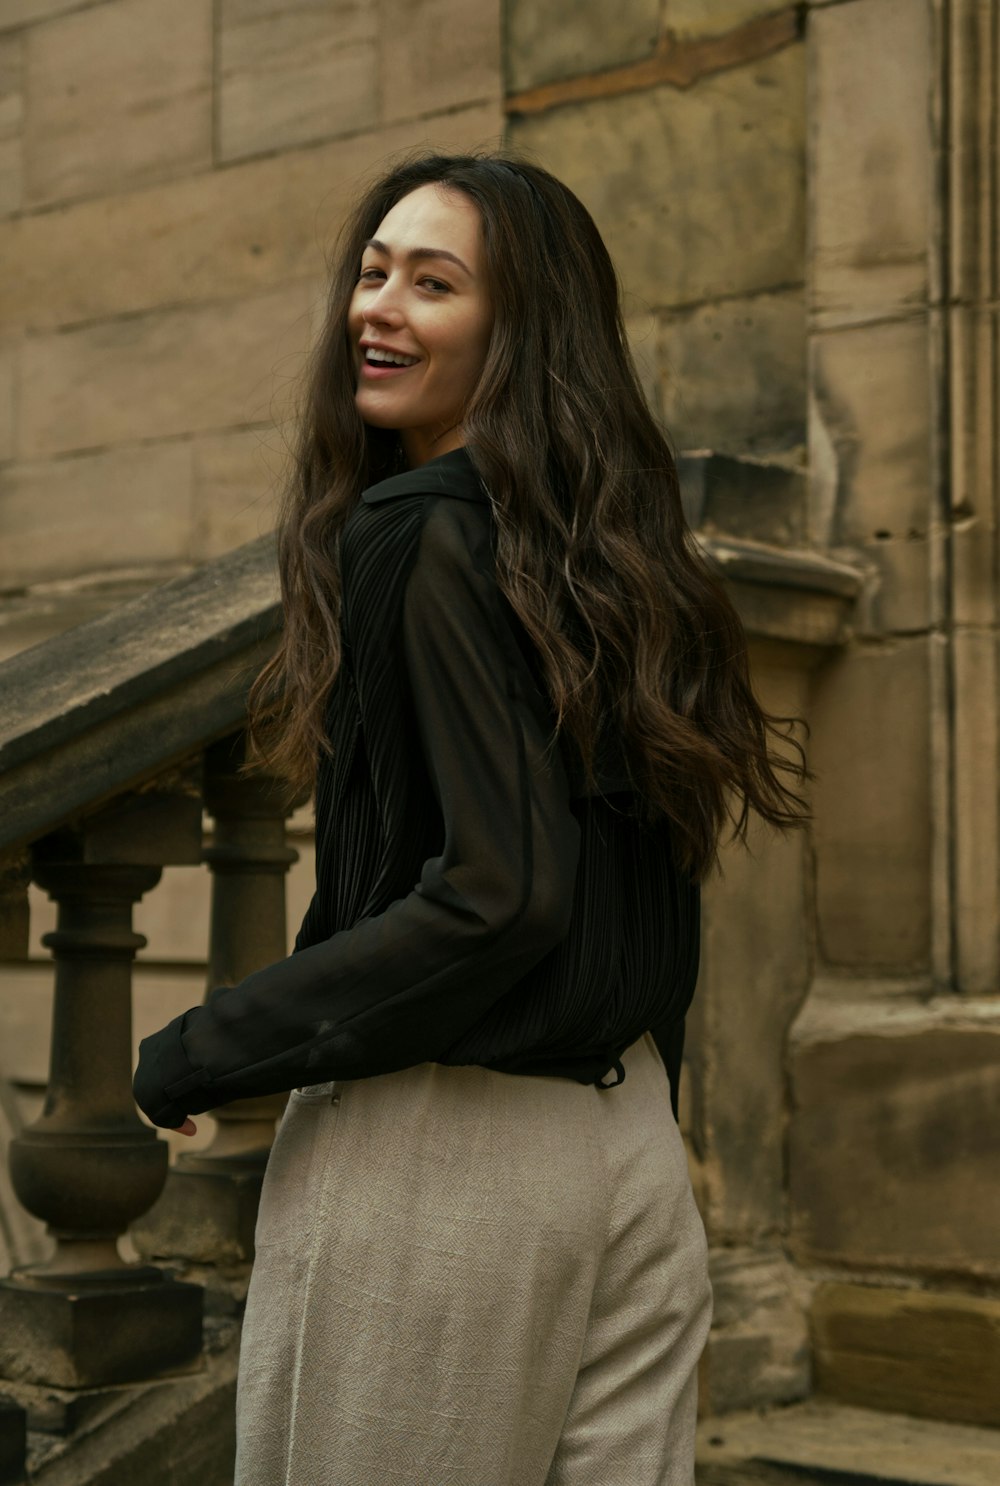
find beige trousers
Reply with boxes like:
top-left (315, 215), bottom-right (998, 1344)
top-left (235, 1032), bottom-right (712, 1486)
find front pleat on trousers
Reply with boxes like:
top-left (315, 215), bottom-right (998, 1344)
top-left (234, 1032), bottom-right (712, 1486)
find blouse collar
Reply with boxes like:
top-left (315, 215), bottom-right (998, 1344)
top-left (361, 446), bottom-right (490, 506)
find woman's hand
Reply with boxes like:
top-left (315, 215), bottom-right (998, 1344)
top-left (173, 1118), bottom-right (198, 1137)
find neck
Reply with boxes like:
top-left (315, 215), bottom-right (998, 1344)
top-left (401, 423), bottom-right (465, 468)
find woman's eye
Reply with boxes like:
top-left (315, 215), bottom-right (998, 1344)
top-left (356, 268), bottom-right (450, 292)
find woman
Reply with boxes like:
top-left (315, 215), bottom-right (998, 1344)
top-left (134, 152), bottom-right (806, 1485)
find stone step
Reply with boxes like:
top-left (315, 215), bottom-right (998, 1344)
top-left (20, 1319), bottom-right (239, 1485)
top-left (696, 1401), bottom-right (1000, 1486)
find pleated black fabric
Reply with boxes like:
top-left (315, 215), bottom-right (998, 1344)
top-left (132, 448), bottom-right (699, 1130)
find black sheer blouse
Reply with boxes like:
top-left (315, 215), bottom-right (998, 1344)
top-left (133, 448), bottom-right (699, 1129)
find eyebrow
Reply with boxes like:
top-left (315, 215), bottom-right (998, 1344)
top-left (362, 238), bottom-right (473, 276)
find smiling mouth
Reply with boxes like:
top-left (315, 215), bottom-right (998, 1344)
top-left (363, 348), bottom-right (420, 368)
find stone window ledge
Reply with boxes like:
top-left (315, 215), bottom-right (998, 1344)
top-left (699, 533), bottom-right (863, 650)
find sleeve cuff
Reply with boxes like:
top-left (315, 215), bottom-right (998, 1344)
top-left (133, 1010), bottom-right (216, 1128)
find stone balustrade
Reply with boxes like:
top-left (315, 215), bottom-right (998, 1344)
top-left (0, 537), bottom-right (285, 1465)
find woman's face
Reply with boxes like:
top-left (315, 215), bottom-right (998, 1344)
top-left (347, 183), bottom-right (493, 468)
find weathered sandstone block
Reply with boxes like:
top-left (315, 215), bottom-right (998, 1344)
top-left (808, 640), bottom-right (931, 969)
top-left (191, 428), bottom-right (286, 559)
top-left (811, 1282), bottom-right (1000, 1427)
top-left (18, 284), bottom-right (315, 458)
top-left (810, 314), bottom-right (934, 634)
top-left (790, 1022), bottom-right (1000, 1273)
top-left (23, 0), bottom-right (212, 208)
top-left (509, 45), bottom-right (805, 309)
top-left (660, 289), bottom-right (806, 456)
top-left (218, 2), bottom-right (377, 163)
top-left (812, 317), bottom-right (932, 550)
top-left (810, 0), bottom-right (931, 326)
top-left (0, 442), bottom-right (194, 587)
top-left (507, 0), bottom-right (658, 92)
top-left (379, 0), bottom-right (501, 123)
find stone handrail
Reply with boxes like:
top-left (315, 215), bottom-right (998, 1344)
top-left (0, 535), bottom-right (281, 860)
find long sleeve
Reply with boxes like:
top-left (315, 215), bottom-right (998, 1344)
top-left (133, 498), bottom-right (581, 1128)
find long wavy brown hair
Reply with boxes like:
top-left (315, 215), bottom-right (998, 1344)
top-left (247, 151), bottom-right (808, 878)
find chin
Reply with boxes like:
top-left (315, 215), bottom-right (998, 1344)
top-left (355, 398), bottom-right (403, 431)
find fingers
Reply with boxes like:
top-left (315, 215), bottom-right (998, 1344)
top-left (172, 1118), bottom-right (198, 1136)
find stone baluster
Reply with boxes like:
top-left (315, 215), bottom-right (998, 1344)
top-left (132, 733), bottom-right (298, 1277)
top-left (0, 784), bottom-right (204, 1390)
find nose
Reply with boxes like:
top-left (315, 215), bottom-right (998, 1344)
top-left (362, 280), bottom-right (404, 329)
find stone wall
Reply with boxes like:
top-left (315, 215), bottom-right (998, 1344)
top-left (792, 0), bottom-right (1000, 1426)
top-left (0, 0), bottom-right (502, 656)
top-left (503, 0), bottom-right (1000, 1425)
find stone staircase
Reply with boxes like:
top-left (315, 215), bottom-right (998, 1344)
top-left (6, 1391), bottom-right (997, 1486)
top-left (696, 1401), bottom-right (1000, 1486)
top-left (4, 1322), bottom-right (237, 1486)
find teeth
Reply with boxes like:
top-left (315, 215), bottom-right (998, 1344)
top-left (365, 347), bottom-right (419, 367)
